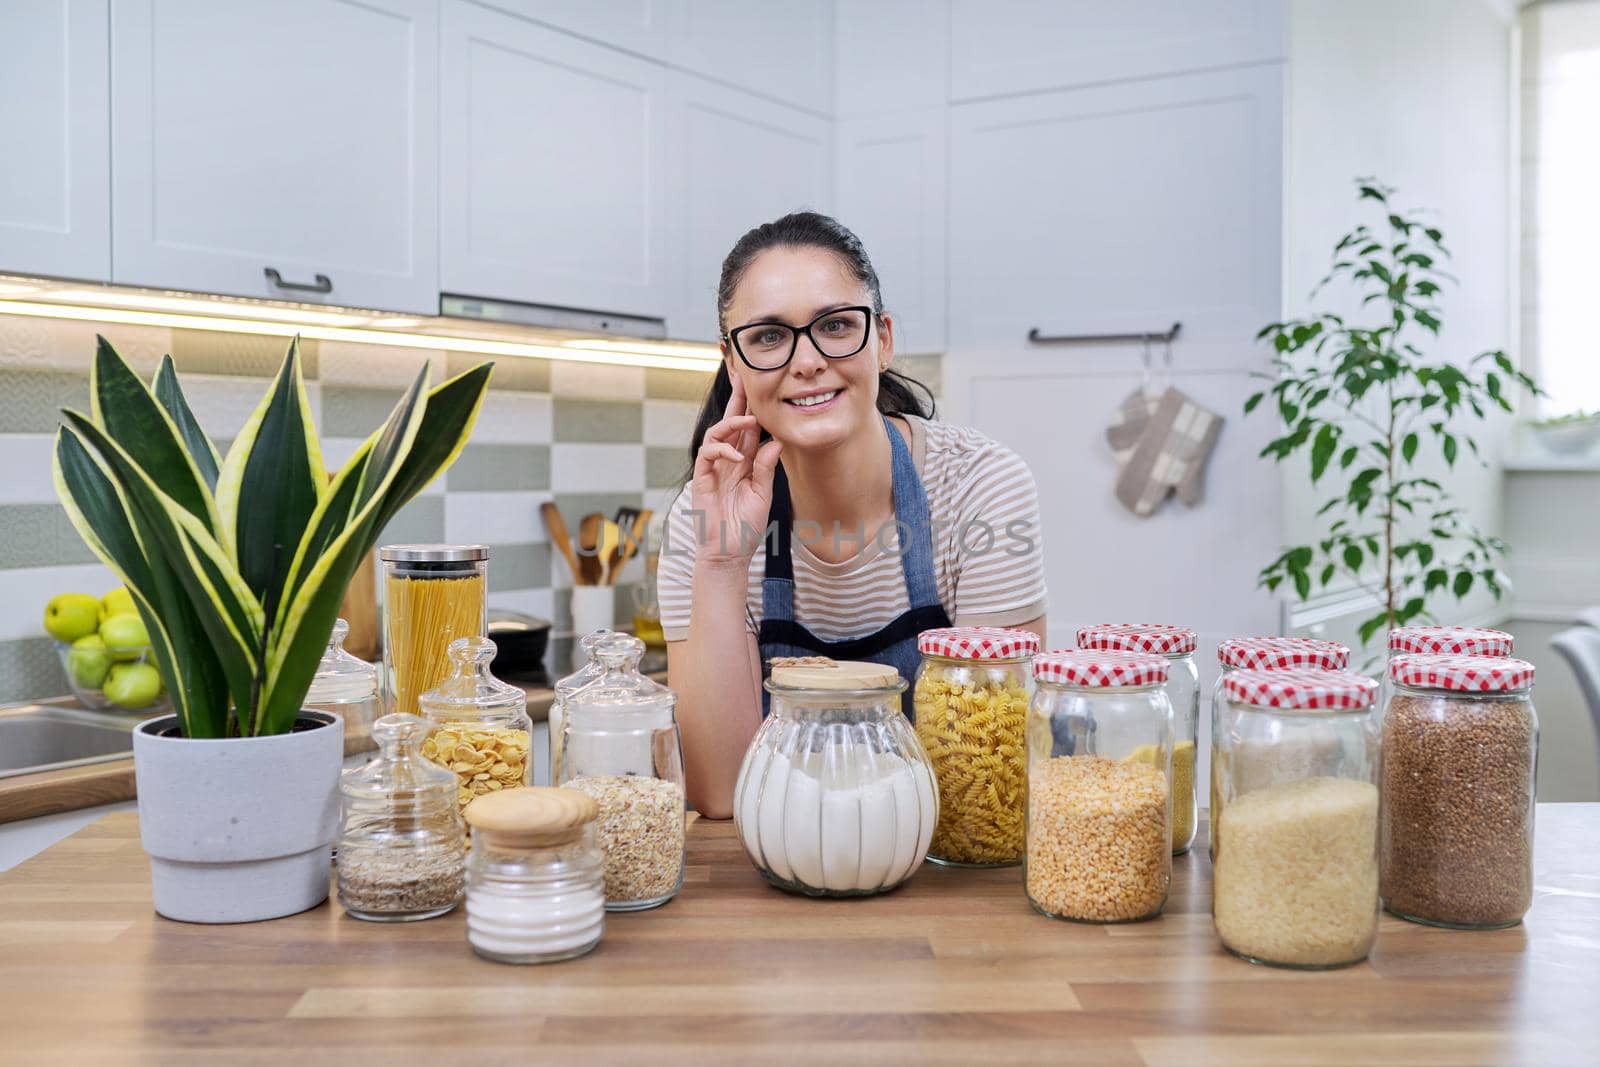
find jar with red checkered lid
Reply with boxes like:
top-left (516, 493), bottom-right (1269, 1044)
top-left (1025, 650), bottom-right (1174, 924)
top-left (1212, 669), bottom-right (1379, 969)
top-left (1208, 637), bottom-right (1350, 860)
top-left (1379, 654), bottom-right (1536, 930)
top-left (913, 627), bottom-right (1040, 867)
top-left (1381, 626), bottom-right (1513, 720)
top-left (1078, 624), bottom-right (1199, 855)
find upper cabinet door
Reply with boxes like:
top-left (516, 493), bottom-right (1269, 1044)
top-left (949, 0), bottom-right (1286, 101)
top-left (0, 0), bottom-right (110, 282)
top-left (667, 74), bottom-right (833, 341)
top-left (667, 0), bottom-right (834, 116)
top-left (111, 0), bottom-right (439, 314)
top-left (441, 1), bottom-right (668, 318)
top-left (466, 0), bottom-right (670, 59)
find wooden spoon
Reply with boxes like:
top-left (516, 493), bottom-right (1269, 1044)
top-left (541, 502), bottom-right (582, 584)
top-left (576, 512), bottom-right (604, 585)
top-left (597, 520), bottom-right (621, 586)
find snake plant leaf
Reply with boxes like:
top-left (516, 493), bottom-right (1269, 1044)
top-left (89, 337), bottom-right (218, 532)
top-left (152, 355), bottom-right (221, 491)
top-left (367, 363), bottom-right (494, 535)
top-left (61, 410), bottom-right (261, 720)
top-left (351, 364), bottom-right (430, 513)
top-left (214, 338), bottom-right (327, 621)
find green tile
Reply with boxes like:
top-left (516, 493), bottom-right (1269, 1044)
top-left (0, 636), bottom-right (68, 704)
top-left (170, 330), bottom-right (317, 379)
top-left (553, 398), bottom-right (643, 443)
top-left (646, 446), bottom-right (688, 489)
top-left (454, 353), bottom-right (548, 393)
top-left (487, 541), bottom-right (551, 592)
top-left (0, 504), bottom-right (99, 568)
top-left (448, 444), bottom-right (551, 491)
top-left (0, 370), bottom-right (88, 432)
top-left (645, 367), bottom-right (716, 402)
top-left (378, 496), bottom-right (445, 546)
top-left (322, 385), bottom-right (406, 437)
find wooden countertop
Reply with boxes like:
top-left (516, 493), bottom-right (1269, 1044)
top-left (1, 806), bottom-right (1596, 1065)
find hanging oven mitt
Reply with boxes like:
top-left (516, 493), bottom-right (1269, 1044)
top-left (1105, 387), bottom-right (1160, 463)
top-left (1114, 387), bottom-right (1224, 516)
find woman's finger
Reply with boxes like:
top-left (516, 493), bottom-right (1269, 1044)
top-left (751, 439), bottom-right (783, 496)
top-left (725, 369), bottom-right (747, 419)
top-left (704, 414), bottom-right (758, 444)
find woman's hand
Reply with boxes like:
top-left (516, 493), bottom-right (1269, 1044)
top-left (690, 372), bottom-right (783, 567)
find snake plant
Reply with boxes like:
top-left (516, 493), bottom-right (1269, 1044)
top-left (53, 336), bottom-right (492, 738)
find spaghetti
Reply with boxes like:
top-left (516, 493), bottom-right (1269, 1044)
top-left (382, 552), bottom-right (487, 714)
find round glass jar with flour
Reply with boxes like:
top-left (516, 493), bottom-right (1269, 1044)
top-left (736, 660), bottom-right (937, 897)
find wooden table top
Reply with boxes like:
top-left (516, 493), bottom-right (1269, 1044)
top-left (1, 805), bottom-right (1596, 1066)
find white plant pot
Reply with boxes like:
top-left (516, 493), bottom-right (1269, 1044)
top-left (132, 710), bottom-right (343, 923)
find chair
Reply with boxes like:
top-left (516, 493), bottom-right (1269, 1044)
top-left (1550, 626), bottom-right (1600, 746)
top-left (1576, 606), bottom-right (1600, 632)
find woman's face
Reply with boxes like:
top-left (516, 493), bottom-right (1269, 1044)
top-left (720, 246), bottom-right (894, 453)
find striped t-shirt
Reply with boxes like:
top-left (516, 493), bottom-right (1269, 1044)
top-left (658, 415), bottom-right (1047, 642)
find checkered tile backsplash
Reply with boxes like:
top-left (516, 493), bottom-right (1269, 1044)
top-left (0, 314), bottom-right (942, 704)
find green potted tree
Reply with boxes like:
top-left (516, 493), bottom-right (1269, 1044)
top-left (54, 337), bottom-right (491, 922)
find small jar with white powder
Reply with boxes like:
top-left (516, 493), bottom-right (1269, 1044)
top-left (462, 787), bottom-right (605, 964)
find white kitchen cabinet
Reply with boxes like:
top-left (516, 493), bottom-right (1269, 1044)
top-left (441, 0), bottom-right (669, 317)
top-left (949, 0), bottom-right (1286, 101)
top-left (668, 0), bottom-right (834, 117)
top-left (110, 0), bottom-right (439, 314)
top-left (0, 0), bottom-right (109, 282)
top-left (666, 73), bottom-right (834, 342)
top-left (466, 0), bottom-right (671, 59)
top-left (834, 110), bottom-right (946, 355)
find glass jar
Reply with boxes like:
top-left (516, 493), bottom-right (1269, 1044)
top-left (380, 544), bottom-right (488, 714)
top-left (1077, 624), bottom-right (1199, 855)
top-left (336, 713), bottom-right (466, 921)
top-left (1026, 650), bottom-right (1174, 923)
top-left (1382, 625), bottom-right (1513, 716)
top-left (1209, 637), bottom-right (1350, 858)
top-left (548, 628), bottom-right (616, 786)
top-left (1380, 654), bottom-right (1537, 929)
top-left (560, 641), bottom-right (685, 910)
top-left (1212, 668), bottom-right (1379, 969)
top-left (306, 618), bottom-right (381, 744)
top-left (463, 787), bottom-right (605, 964)
top-left (912, 627), bottom-right (1038, 867)
top-left (419, 636), bottom-right (532, 824)
top-left (736, 660), bottom-right (937, 897)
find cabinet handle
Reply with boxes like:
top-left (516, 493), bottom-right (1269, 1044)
top-left (263, 267), bottom-right (333, 294)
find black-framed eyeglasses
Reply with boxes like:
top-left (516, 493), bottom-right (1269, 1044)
top-left (724, 305), bottom-right (875, 371)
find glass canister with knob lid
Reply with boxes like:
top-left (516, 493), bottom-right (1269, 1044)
top-left (306, 618), bottom-right (381, 744)
top-left (1076, 624), bottom-right (1199, 855)
top-left (1212, 669), bottom-right (1379, 968)
top-left (559, 640), bottom-right (685, 910)
top-left (736, 659), bottom-right (937, 897)
top-left (380, 544), bottom-right (488, 714)
top-left (912, 626), bottom-right (1039, 867)
top-left (336, 713), bottom-right (466, 921)
top-left (547, 629), bottom-right (615, 785)
top-left (1026, 650), bottom-right (1174, 923)
top-left (419, 637), bottom-right (533, 824)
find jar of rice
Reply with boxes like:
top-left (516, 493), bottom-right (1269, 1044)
top-left (1212, 668), bottom-right (1379, 969)
top-left (1026, 650), bottom-right (1174, 924)
top-left (913, 627), bottom-right (1039, 867)
top-left (1076, 624), bottom-right (1199, 855)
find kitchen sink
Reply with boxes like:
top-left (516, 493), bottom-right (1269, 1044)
top-left (0, 701), bottom-right (141, 779)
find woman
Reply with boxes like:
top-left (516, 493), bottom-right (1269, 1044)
top-left (660, 212), bottom-right (1047, 818)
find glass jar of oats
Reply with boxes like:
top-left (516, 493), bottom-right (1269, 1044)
top-left (418, 637), bottom-right (533, 826)
top-left (1380, 654), bottom-right (1537, 930)
top-left (913, 626), bottom-right (1039, 868)
top-left (1213, 669), bottom-right (1379, 969)
top-left (1026, 650), bottom-right (1174, 924)
top-left (1076, 624), bottom-right (1199, 855)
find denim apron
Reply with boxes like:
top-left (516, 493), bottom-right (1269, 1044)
top-left (757, 416), bottom-right (952, 720)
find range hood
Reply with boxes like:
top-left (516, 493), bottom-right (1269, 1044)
top-left (440, 293), bottom-right (668, 340)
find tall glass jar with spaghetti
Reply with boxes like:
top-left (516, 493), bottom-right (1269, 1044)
top-left (380, 544), bottom-right (488, 715)
top-left (912, 627), bottom-right (1039, 867)
top-left (419, 637), bottom-right (533, 827)
top-left (1209, 637), bottom-right (1349, 858)
top-left (1026, 650), bottom-right (1174, 923)
top-left (1076, 624), bottom-right (1199, 855)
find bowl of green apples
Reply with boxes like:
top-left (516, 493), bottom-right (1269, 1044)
top-left (45, 588), bottom-right (170, 714)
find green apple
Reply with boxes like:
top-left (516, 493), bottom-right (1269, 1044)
top-left (44, 592), bottom-right (101, 643)
top-left (99, 586), bottom-right (137, 624)
top-left (66, 634), bottom-right (113, 689)
top-left (104, 662), bottom-right (163, 710)
top-left (99, 613), bottom-right (151, 661)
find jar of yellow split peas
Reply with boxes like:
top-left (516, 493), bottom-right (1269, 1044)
top-left (419, 637), bottom-right (533, 828)
top-left (1076, 624), bottom-right (1199, 856)
top-left (913, 626), bottom-right (1039, 867)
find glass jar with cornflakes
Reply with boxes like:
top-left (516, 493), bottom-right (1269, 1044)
top-left (1076, 624), bottom-right (1199, 855)
top-left (913, 626), bottom-right (1039, 867)
top-left (419, 636), bottom-right (532, 826)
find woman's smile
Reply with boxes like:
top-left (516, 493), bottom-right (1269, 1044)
top-left (784, 386), bottom-right (843, 412)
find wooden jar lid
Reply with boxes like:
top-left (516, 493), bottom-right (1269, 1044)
top-left (768, 658), bottom-right (902, 690)
top-left (463, 786), bottom-right (598, 846)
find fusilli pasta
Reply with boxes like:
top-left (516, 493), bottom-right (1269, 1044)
top-left (914, 666), bottom-right (1028, 865)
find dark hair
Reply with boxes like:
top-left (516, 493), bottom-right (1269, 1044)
top-left (686, 211), bottom-right (935, 468)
